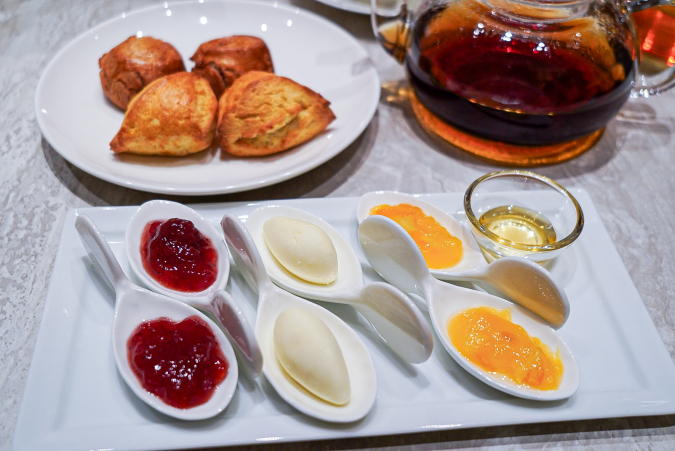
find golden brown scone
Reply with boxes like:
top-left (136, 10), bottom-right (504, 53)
top-left (110, 72), bottom-right (217, 156)
top-left (99, 36), bottom-right (185, 110)
top-left (190, 36), bottom-right (274, 98)
top-left (217, 71), bottom-right (336, 157)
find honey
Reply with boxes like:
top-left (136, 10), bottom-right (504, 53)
top-left (479, 205), bottom-right (556, 246)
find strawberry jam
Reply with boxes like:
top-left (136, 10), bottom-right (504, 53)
top-left (141, 218), bottom-right (218, 292)
top-left (127, 315), bottom-right (229, 409)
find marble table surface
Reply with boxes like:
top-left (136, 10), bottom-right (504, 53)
top-left (1, 0), bottom-right (675, 449)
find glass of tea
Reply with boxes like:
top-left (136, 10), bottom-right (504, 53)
top-left (371, 0), bottom-right (675, 165)
top-left (463, 170), bottom-right (584, 264)
top-left (632, 5), bottom-right (675, 76)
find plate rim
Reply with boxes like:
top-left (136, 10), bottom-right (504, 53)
top-left (34, 0), bottom-right (380, 195)
top-left (313, 0), bottom-right (371, 15)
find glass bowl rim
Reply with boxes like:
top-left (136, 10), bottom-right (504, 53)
top-left (463, 170), bottom-right (584, 253)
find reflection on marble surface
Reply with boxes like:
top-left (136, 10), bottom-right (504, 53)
top-left (1, 0), bottom-right (674, 450)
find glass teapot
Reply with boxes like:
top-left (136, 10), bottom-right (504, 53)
top-left (371, 0), bottom-right (675, 165)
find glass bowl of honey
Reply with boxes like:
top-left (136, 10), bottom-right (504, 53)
top-left (464, 170), bottom-right (584, 264)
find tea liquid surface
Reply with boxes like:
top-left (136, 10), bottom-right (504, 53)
top-left (408, 4), bottom-right (635, 145)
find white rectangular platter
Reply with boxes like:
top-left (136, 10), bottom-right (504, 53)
top-left (13, 191), bottom-right (675, 451)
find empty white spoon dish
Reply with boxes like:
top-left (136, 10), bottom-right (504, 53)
top-left (245, 205), bottom-right (433, 364)
top-left (358, 215), bottom-right (579, 401)
top-left (221, 213), bottom-right (377, 423)
top-left (125, 200), bottom-right (262, 377)
top-left (357, 191), bottom-right (569, 328)
top-left (75, 214), bottom-right (238, 420)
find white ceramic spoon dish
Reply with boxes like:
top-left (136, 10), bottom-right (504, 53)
top-left (357, 191), bottom-right (487, 273)
top-left (75, 214), bottom-right (238, 420)
top-left (357, 191), bottom-right (569, 328)
top-left (246, 205), bottom-right (433, 364)
top-left (357, 215), bottom-right (579, 401)
top-left (126, 200), bottom-right (231, 301)
top-left (436, 257), bottom-right (569, 328)
top-left (125, 200), bottom-right (262, 377)
top-left (221, 213), bottom-right (377, 423)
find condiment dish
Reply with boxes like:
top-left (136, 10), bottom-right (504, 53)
top-left (125, 200), bottom-right (262, 377)
top-left (221, 213), bottom-right (377, 423)
top-left (464, 170), bottom-right (584, 264)
top-left (125, 200), bottom-right (230, 304)
top-left (357, 191), bottom-right (487, 273)
top-left (75, 214), bottom-right (238, 420)
top-left (246, 205), bottom-right (433, 363)
top-left (357, 191), bottom-right (569, 328)
top-left (358, 215), bottom-right (579, 401)
top-left (436, 257), bottom-right (569, 328)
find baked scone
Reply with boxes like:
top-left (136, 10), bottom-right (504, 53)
top-left (217, 71), bottom-right (336, 157)
top-left (190, 36), bottom-right (274, 98)
top-left (99, 36), bottom-right (185, 110)
top-left (110, 72), bottom-right (217, 156)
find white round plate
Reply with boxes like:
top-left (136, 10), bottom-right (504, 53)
top-left (35, 0), bottom-right (379, 195)
top-left (313, 0), bottom-right (370, 15)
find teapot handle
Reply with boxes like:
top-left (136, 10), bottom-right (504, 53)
top-left (370, 0), bottom-right (420, 63)
top-left (627, 0), bottom-right (675, 97)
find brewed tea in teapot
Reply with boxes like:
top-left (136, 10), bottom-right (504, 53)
top-left (373, 0), bottom-right (675, 164)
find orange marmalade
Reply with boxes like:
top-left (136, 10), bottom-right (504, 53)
top-left (370, 203), bottom-right (462, 269)
top-left (448, 307), bottom-right (563, 390)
